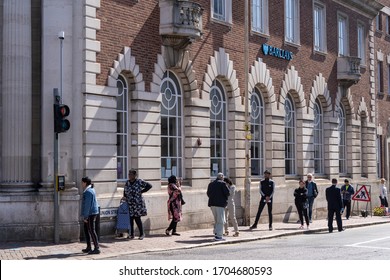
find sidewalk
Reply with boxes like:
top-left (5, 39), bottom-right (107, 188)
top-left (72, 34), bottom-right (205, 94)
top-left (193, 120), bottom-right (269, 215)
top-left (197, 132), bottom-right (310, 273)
top-left (1, 215), bottom-right (389, 260)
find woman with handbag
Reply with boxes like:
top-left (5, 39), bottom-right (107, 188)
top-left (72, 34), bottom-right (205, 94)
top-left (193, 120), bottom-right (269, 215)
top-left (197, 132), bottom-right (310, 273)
top-left (165, 175), bottom-right (183, 236)
top-left (294, 179), bottom-right (310, 230)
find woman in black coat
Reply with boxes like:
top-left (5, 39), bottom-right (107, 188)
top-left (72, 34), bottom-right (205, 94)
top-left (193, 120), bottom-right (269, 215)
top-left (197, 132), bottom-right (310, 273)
top-left (294, 179), bottom-right (310, 230)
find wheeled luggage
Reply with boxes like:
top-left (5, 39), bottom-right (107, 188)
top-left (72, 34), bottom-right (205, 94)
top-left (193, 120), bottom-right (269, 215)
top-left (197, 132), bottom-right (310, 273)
top-left (116, 201), bottom-right (130, 236)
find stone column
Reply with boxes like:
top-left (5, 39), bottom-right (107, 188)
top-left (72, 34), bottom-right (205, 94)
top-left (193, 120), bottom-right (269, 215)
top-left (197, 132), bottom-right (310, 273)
top-left (1, 0), bottom-right (32, 187)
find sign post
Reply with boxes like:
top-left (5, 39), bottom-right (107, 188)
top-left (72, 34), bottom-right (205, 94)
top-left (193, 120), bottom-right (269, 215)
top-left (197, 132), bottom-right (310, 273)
top-left (351, 184), bottom-right (372, 218)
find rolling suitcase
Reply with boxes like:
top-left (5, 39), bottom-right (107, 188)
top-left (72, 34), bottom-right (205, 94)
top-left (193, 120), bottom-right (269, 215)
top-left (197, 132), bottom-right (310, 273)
top-left (116, 201), bottom-right (131, 236)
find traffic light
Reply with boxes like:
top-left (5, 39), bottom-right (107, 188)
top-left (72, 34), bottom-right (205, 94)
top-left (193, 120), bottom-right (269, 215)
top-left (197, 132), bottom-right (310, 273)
top-left (54, 104), bottom-right (70, 133)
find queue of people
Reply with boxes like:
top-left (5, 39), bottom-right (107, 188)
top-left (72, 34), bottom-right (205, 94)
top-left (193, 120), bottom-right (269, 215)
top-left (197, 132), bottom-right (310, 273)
top-left (81, 168), bottom-right (390, 252)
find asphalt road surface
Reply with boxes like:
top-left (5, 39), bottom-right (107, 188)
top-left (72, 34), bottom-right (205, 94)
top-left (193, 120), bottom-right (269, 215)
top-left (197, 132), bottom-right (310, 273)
top-left (108, 223), bottom-right (390, 260)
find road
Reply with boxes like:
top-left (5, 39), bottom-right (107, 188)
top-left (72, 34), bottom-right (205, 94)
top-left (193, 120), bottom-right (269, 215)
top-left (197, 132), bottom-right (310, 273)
top-left (107, 223), bottom-right (390, 260)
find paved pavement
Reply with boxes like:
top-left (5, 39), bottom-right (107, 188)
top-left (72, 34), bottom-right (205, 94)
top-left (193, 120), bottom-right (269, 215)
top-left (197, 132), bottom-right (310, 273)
top-left (1, 215), bottom-right (389, 260)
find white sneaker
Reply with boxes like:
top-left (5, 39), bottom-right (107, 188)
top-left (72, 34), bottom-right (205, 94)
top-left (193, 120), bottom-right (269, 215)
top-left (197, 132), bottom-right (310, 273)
top-left (214, 237), bottom-right (226, 241)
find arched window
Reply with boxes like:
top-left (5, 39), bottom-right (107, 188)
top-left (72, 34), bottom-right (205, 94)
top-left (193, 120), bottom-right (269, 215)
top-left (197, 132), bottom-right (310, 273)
top-left (337, 104), bottom-right (347, 174)
top-left (313, 99), bottom-right (324, 174)
top-left (161, 71), bottom-right (183, 179)
top-left (116, 75), bottom-right (128, 180)
top-left (285, 94), bottom-right (296, 175)
top-left (250, 88), bottom-right (265, 176)
top-left (210, 79), bottom-right (227, 176)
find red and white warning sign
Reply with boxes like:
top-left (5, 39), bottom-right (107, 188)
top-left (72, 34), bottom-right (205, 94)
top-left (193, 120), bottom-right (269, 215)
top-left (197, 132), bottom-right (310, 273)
top-left (352, 185), bottom-right (371, 202)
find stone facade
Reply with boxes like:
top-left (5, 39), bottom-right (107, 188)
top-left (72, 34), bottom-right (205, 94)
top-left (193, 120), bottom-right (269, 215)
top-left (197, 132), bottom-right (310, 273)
top-left (0, 0), bottom-right (388, 241)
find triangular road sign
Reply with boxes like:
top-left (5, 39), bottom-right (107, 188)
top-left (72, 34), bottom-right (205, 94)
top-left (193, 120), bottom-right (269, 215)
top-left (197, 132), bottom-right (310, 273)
top-left (352, 185), bottom-right (371, 202)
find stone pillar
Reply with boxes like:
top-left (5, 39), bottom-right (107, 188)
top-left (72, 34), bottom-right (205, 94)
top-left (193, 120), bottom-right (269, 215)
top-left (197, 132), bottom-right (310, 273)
top-left (349, 119), bottom-right (361, 179)
top-left (1, 0), bottom-right (32, 187)
top-left (324, 115), bottom-right (339, 178)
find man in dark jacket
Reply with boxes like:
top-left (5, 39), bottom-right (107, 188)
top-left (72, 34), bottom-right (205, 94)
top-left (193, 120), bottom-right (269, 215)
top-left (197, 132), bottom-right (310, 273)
top-left (250, 169), bottom-right (275, 231)
top-left (207, 172), bottom-right (230, 241)
top-left (340, 179), bottom-right (354, 220)
top-left (326, 178), bottom-right (344, 233)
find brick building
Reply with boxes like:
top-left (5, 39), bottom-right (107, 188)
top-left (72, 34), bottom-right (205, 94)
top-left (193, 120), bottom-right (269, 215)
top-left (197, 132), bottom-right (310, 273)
top-left (0, 0), bottom-right (388, 241)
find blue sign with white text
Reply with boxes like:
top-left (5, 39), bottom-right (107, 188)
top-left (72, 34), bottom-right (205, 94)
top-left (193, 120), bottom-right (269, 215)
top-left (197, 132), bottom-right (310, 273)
top-left (262, 44), bottom-right (293, 61)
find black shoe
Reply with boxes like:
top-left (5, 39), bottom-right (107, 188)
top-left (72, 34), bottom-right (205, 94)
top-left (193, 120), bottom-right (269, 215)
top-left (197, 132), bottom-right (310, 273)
top-left (249, 225), bottom-right (257, 230)
top-left (329, 230), bottom-right (333, 233)
top-left (128, 235), bottom-right (135, 239)
top-left (338, 228), bottom-right (345, 232)
top-left (82, 247), bottom-right (91, 253)
top-left (165, 229), bottom-right (170, 236)
top-left (88, 248), bottom-right (100, 255)
top-left (139, 234), bottom-right (145, 240)
top-left (269, 226), bottom-right (273, 231)
top-left (172, 232), bottom-right (180, 236)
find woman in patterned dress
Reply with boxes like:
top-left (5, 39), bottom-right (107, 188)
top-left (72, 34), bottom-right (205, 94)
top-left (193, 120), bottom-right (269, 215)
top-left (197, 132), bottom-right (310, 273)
top-left (165, 175), bottom-right (183, 236)
top-left (123, 169), bottom-right (152, 240)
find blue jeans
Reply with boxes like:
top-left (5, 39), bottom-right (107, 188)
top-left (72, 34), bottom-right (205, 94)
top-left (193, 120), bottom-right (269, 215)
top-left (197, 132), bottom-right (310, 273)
top-left (307, 196), bottom-right (315, 220)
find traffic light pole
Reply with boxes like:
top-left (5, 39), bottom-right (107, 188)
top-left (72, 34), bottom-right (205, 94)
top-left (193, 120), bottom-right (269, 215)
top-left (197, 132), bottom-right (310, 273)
top-left (53, 88), bottom-right (60, 244)
top-left (53, 32), bottom-right (65, 244)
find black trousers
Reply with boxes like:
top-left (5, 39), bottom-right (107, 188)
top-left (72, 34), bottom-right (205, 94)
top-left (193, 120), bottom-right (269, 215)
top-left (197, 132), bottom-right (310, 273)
top-left (252, 200), bottom-right (273, 227)
top-left (84, 215), bottom-right (99, 249)
top-left (380, 197), bottom-right (389, 207)
top-left (295, 202), bottom-right (309, 226)
top-left (342, 199), bottom-right (351, 218)
top-left (327, 209), bottom-right (343, 232)
top-left (130, 216), bottom-right (144, 237)
top-left (167, 220), bottom-right (178, 233)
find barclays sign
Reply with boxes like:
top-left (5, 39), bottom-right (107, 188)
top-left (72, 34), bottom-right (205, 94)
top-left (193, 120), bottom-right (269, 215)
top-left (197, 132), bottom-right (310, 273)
top-left (262, 44), bottom-right (293, 61)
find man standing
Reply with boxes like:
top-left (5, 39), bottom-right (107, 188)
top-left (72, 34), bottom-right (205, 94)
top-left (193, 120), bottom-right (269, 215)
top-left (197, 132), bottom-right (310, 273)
top-left (250, 169), bottom-right (275, 231)
top-left (340, 179), bottom-right (354, 220)
top-left (305, 173), bottom-right (318, 223)
top-left (326, 178), bottom-right (344, 233)
top-left (207, 172), bottom-right (230, 241)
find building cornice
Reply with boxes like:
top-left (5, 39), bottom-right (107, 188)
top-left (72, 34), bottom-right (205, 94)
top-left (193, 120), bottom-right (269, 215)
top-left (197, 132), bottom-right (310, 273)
top-left (333, 0), bottom-right (384, 19)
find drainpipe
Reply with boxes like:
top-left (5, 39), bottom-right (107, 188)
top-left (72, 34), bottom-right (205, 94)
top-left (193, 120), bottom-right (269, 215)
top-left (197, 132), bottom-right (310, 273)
top-left (244, 0), bottom-right (251, 226)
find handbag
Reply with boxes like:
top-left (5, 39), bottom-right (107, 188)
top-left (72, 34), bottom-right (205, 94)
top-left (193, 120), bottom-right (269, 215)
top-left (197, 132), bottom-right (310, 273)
top-left (179, 193), bottom-right (186, 205)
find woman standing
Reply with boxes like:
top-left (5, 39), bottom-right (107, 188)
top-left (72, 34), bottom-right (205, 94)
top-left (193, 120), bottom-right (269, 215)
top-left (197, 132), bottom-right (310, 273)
top-left (223, 177), bottom-right (239, 237)
top-left (123, 169), bottom-right (152, 240)
top-left (165, 175), bottom-right (183, 236)
top-left (380, 178), bottom-right (389, 207)
top-left (81, 176), bottom-right (100, 254)
top-left (294, 179), bottom-right (310, 230)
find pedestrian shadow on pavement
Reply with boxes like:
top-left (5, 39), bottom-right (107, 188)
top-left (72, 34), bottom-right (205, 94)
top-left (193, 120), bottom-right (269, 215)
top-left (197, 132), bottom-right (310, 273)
top-left (174, 235), bottom-right (215, 244)
top-left (272, 227), bottom-right (304, 231)
top-left (283, 206), bottom-right (294, 223)
top-left (24, 252), bottom-right (85, 260)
